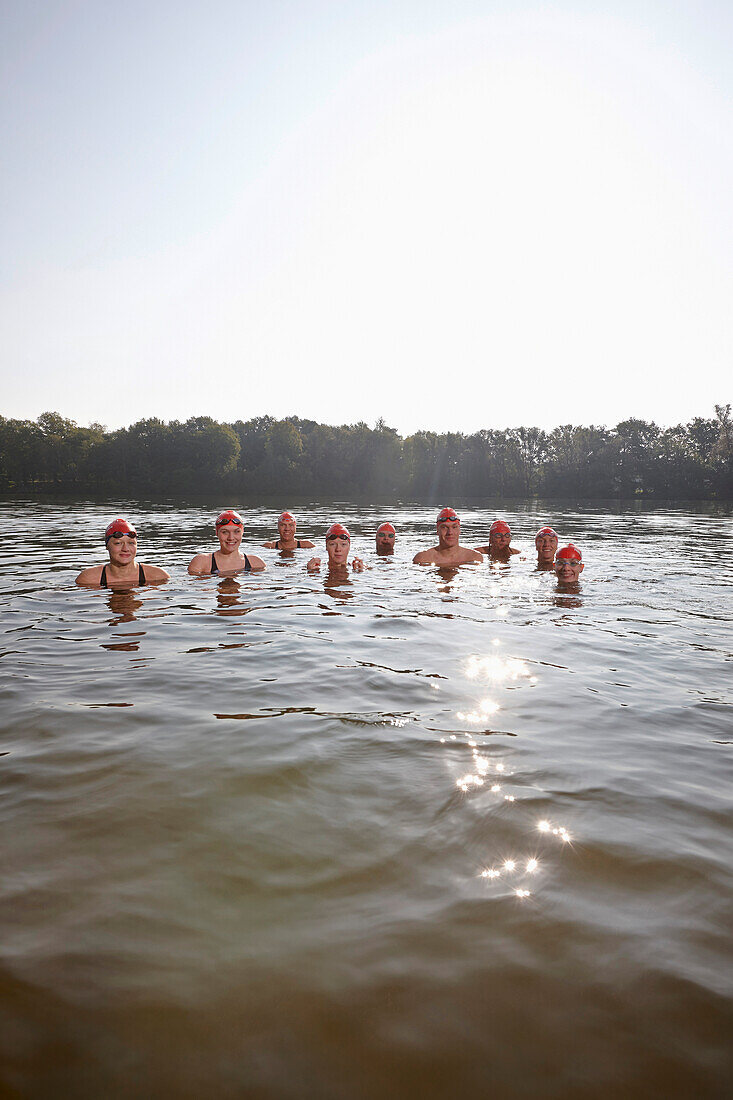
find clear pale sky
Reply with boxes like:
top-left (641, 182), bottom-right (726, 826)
top-left (2, 0), bottom-right (731, 435)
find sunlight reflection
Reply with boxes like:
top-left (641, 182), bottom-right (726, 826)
top-left (515, 889), bottom-right (531, 898)
top-left (465, 655), bottom-right (531, 683)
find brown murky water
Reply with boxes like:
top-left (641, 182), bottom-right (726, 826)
top-left (1, 501), bottom-right (732, 1098)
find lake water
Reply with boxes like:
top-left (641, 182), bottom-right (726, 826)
top-left (1, 500), bottom-right (732, 1099)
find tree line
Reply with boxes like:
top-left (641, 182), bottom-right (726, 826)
top-left (1, 406), bottom-right (732, 500)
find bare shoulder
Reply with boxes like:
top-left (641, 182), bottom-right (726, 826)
top-left (143, 564), bottom-right (170, 582)
top-left (510, 546), bottom-right (520, 555)
top-left (413, 549), bottom-right (436, 565)
top-left (299, 539), bottom-right (315, 548)
top-left (247, 554), bottom-right (266, 572)
top-left (475, 545), bottom-right (490, 554)
top-left (76, 565), bottom-right (104, 586)
top-left (188, 553), bottom-right (211, 575)
top-left (262, 539), bottom-right (277, 548)
top-left (464, 548), bottom-right (484, 563)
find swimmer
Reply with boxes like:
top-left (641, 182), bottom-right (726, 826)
top-left (413, 508), bottom-right (483, 566)
top-left (188, 509), bottom-right (265, 575)
top-left (76, 518), bottom-right (170, 588)
top-left (307, 523), bottom-right (365, 572)
top-left (476, 519), bottom-right (520, 560)
top-left (262, 511), bottom-right (315, 551)
top-left (554, 544), bottom-right (584, 584)
top-left (375, 522), bottom-right (396, 556)
top-left (535, 526), bottom-right (559, 568)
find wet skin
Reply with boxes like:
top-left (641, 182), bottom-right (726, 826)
top-left (188, 523), bottom-right (266, 574)
top-left (264, 516), bottom-right (314, 550)
top-left (307, 535), bottom-right (364, 573)
top-left (76, 534), bottom-right (170, 587)
top-left (536, 532), bottom-right (559, 565)
top-left (554, 558), bottom-right (584, 584)
top-left (413, 520), bottom-right (483, 566)
top-left (376, 530), bottom-right (396, 555)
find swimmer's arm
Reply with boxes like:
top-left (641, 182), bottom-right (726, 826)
top-left (187, 553), bottom-right (212, 575)
top-left (299, 539), bottom-right (316, 548)
top-left (307, 557), bottom-right (321, 572)
top-left (351, 557), bottom-right (367, 572)
top-left (75, 565), bottom-right (104, 586)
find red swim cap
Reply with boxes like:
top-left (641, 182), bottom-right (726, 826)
top-left (326, 523), bottom-right (350, 540)
top-left (437, 508), bottom-right (459, 522)
top-left (377, 523), bottom-right (396, 535)
top-left (535, 526), bottom-right (558, 539)
top-left (490, 520), bottom-right (511, 535)
top-left (279, 511), bottom-right (295, 523)
top-left (104, 518), bottom-right (137, 543)
top-left (556, 544), bottom-right (582, 561)
top-left (215, 509), bottom-right (243, 527)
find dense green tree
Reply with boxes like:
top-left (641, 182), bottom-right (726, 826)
top-left (1, 407), bottom-right (731, 500)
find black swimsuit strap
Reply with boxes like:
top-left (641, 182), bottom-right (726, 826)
top-left (211, 552), bottom-right (219, 575)
top-left (138, 564), bottom-right (146, 584)
top-left (244, 554), bottom-right (251, 572)
top-left (100, 565), bottom-right (107, 588)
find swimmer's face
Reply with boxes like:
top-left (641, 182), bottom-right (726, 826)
top-left (437, 518), bottom-right (460, 548)
top-left (278, 516), bottom-right (296, 541)
top-left (535, 532), bottom-right (558, 562)
top-left (326, 531), bottom-right (350, 566)
top-left (107, 532), bottom-right (137, 566)
top-left (375, 529), bottom-right (395, 554)
top-left (554, 556), bottom-right (584, 583)
top-left (217, 522), bottom-right (243, 553)
top-left (489, 530), bottom-right (511, 552)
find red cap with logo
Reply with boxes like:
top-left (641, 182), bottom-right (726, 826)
top-left (326, 523), bottom-right (350, 540)
top-left (215, 509), bottom-right (243, 528)
top-left (490, 520), bottom-right (511, 535)
top-left (377, 522), bottom-right (396, 535)
top-left (279, 511), bottom-right (295, 523)
top-left (556, 543), bottom-right (582, 561)
top-left (104, 518), bottom-right (137, 543)
top-left (436, 508), bottom-right (459, 523)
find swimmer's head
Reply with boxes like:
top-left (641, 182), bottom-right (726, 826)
top-left (436, 508), bottom-right (460, 547)
top-left (489, 519), bottom-right (512, 551)
top-left (325, 523), bottom-right (351, 565)
top-left (376, 522), bottom-right (396, 554)
top-left (437, 508), bottom-right (459, 524)
top-left (554, 543), bottom-right (584, 580)
top-left (535, 525), bottom-right (559, 562)
top-left (105, 518), bottom-right (137, 544)
top-left (215, 509), bottom-right (243, 528)
top-left (278, 511), bottom-right (296, 536)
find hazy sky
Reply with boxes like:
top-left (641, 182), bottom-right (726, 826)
top-left (2, 0), bottom-right (731, 435)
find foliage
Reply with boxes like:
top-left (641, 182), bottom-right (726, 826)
top-left (0, 408), bottom-right (730, 499)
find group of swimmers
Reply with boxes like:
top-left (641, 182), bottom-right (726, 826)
top-left (76, 509), bottom-right (585, 589)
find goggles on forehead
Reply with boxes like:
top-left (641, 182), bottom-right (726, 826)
top-left (216, 510), bottom-right (243, 527)
top-left (327, 533), bottom-right (350, 541)
top-left (106, 529), bottom-right (137, 541)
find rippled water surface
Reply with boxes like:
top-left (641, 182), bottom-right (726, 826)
top-left (1, 501), bottom-right (732, 1098)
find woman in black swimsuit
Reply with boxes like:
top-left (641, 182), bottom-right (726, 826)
top-left (188, 509), bottom-right (266, 576)
top-left (76, 518), bottom-right (170, 588)
top-left (262, 511), bottom-right (315, 551)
